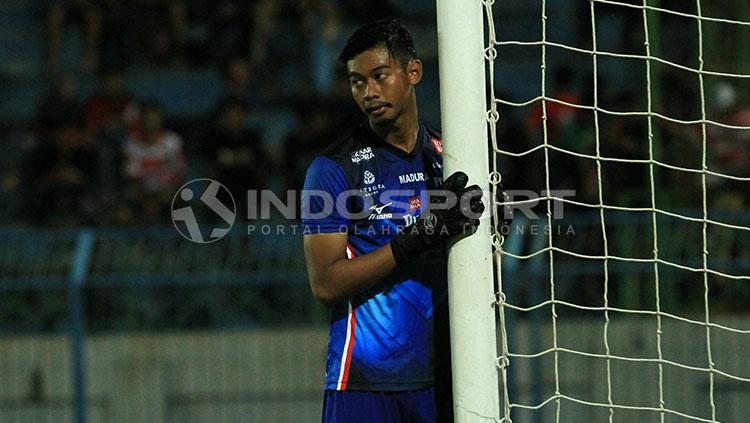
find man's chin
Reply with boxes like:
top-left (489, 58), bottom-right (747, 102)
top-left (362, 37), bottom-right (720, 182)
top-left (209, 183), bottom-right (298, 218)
top-left (369, 114), bottom-right (395, 128)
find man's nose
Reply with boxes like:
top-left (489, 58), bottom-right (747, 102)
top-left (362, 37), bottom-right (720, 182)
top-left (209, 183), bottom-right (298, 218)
top-left (364, 79), bottom-right (380, 100)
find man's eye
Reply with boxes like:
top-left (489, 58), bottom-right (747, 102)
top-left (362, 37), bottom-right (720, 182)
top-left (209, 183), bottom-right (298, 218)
top-left (351, 79), bottom-right (363, 86)
top-left (376, 73), bottom-right (387, 80)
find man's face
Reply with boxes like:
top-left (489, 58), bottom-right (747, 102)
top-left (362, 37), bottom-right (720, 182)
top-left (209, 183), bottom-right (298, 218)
top-left (346, 46), bottom-right (419, 126)
top-left (221, 106), bottom-right (247, 133)
top-left (102, 73), bottom-right (123, 97)
top-left (141, 109), bottom-right (163, 134)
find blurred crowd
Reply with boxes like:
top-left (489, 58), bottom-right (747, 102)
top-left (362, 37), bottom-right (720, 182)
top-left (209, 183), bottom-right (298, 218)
top-left (2, 0), bottom-right (390, 226)
top-left (499, 66), bottom-right (749, 215)
top-left (4, 64), bottom-right (361, 226)
top-left (42, 0), bottom-right (404, 72)
top-left (0, 0), bottom-right (747, 229)
top-left (0, 0), bottom-right (746, 333)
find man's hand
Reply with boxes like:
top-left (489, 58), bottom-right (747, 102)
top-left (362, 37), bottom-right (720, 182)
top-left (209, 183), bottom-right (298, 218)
top-left (391, 171), bottom-right (485, 265)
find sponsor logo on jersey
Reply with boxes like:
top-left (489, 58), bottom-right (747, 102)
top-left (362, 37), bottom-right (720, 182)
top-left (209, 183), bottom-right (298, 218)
top-left (431, 138), bottom-right (443, 155)
top-left (367, 202), bottom-right (393, 220)
top-left (363, 170), bottom-right (375, 185)
top-left (351, 147), bottom-right (375, 163)
top-left (370, 202), bottom-right (391, 214)
top-left (398, 172), bottom-right (426, 184)
top-left (361, 183), bottom-right (386, 197)
top-left (409, 196), bottom-right (422, 211)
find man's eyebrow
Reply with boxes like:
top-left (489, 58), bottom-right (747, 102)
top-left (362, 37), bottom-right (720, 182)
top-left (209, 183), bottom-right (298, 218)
top-left (369, 65), bottom-right (390, 73)
top-left (348, 65), bottom-right (391, 78)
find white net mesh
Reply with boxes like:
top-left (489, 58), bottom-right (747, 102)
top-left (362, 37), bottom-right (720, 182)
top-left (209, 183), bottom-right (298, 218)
top-left (486, 1), bottom-right (750, 422)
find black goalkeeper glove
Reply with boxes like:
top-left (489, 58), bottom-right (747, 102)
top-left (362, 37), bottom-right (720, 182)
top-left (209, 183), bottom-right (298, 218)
top-left (391, 171), bottom-right (485, 266)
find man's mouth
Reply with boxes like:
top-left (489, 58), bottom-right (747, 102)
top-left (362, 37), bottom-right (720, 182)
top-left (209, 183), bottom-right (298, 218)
top-left (367, 104), bottom-right (388, 115)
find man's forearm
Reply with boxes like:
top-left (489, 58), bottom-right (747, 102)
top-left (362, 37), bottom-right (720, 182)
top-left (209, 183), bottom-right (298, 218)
top-left (310, 244), bottom-right (397, 306)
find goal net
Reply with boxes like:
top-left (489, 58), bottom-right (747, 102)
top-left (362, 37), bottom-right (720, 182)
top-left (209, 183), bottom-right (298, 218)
top-left (439, 0), bottom-right (749, 422)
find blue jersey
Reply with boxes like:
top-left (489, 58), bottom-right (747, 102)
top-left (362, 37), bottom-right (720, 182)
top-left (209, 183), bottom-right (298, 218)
top-left (302, 121), bottom-right (447, 391)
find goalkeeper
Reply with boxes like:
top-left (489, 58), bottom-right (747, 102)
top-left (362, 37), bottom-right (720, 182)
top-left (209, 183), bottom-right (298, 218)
top-left (302, 19), bottom-right (485, 422)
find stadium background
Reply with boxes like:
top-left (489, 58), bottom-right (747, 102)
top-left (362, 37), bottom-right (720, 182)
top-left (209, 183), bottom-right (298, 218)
top-left (0, 0), bottom-right (747, 422)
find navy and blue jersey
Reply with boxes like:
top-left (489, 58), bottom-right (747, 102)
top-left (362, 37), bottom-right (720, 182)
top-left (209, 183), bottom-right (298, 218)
top-left (302, 121), bottom-right (447, 391)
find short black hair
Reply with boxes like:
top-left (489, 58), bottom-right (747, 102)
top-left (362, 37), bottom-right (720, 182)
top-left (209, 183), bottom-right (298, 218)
top-left (338, 18), bottom-right (418, 68)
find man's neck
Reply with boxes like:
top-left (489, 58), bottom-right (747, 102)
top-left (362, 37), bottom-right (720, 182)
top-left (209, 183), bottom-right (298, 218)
top-left (370, 106), bottom-right (420, 154)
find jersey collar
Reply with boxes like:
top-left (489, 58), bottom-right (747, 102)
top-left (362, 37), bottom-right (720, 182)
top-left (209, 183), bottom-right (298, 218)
top-left (360, 120), bottom-right (426, 162)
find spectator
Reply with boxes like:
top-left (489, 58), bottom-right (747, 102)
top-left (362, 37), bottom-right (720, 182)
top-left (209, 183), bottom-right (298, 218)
top-left (526, 66), bottom-right (581, 141)
top-left (339, 0), bottom-right (398, 23)
top-left (707, 82), bottom-right (750, 209)
top-left (249, 0), bottom-right (281, 69)
top-left (207, 0), bottom-right (253, 62)
top-left (96, 0), bottom-right (131, 69)
top-left (218, 56), bottom-right (262, 109)
top-left (180, 0), bottom-right (267, 67)
top-left (85, 66), bottom-right (138, 135)
top-left (525, 67), bottom-right (587, 200)
top-left (298, 0), bottom-right (343, 94)
top-left (491, 91), bottom-right (535, 201)
top-left (18, 78), bottom-right (96, 225)
top-left (35, 75), bottom-right (82, 138)
top-left (126, 0), bottom-right (188, 66)
top-left (122, 101), bottom-right (187, 223)
top-left (282, 93), bottom-right (357, 205)
top-left (601, 92), bottom-right (649, 207)
top-left (201, 99), bottom-right (268, 195)
top-left (85, 66), bottom-right (139, 201)
top-left (249, 0), bottom-right (313, 100)
top-left (47, 0), bottom-right (102, 72)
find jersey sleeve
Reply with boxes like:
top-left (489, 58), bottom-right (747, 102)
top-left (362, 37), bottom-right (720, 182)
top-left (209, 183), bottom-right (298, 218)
top-left (302, 156), bottom-right (349, 234)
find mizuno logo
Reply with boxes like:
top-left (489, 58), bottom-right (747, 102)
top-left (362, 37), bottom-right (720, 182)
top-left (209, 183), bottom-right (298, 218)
top-left (369, 202), bottom-right (392, 214)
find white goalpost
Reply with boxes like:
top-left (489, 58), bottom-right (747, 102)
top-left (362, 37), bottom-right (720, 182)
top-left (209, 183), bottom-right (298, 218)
top-left (439, 0), bottom-right (750, 422)
top-left (437, 0), bottom-right (501, 421)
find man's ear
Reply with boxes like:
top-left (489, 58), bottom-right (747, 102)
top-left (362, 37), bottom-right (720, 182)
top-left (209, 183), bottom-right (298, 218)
top-left (407, 60), bottom-right (423, 85)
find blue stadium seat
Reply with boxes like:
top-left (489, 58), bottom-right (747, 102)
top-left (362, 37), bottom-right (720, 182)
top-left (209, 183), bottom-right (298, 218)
top-left (396, 2), bottom-right (436, 19)
top-left (0, 25), bottom-right (45, 76)
top-left (0, 0), bottom-right (39, 28)
top-left (0, 76), bottom-right (46, 123)
top-left (124, 68), bottom-right (224, 118)
top-left (0, 0), bottom-right (44, 75)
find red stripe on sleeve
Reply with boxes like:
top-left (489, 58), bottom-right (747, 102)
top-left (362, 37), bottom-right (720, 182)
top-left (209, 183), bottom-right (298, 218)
top-left (339, 308), bottom-right (357, 390)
